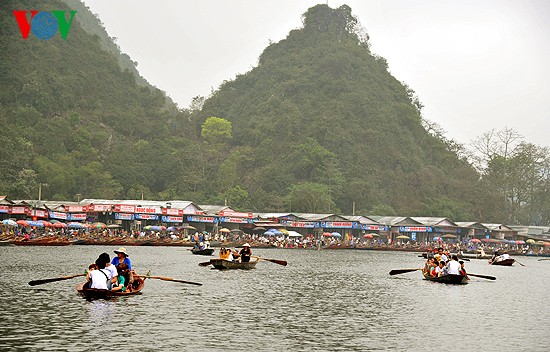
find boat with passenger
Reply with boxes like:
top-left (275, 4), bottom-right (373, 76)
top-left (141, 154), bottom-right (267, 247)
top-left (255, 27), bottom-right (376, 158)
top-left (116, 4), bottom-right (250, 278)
top-left (209, 258), bottom-right (259, 270)
top-left (423, 272), bottom-right (469, 285)
top-left (75, 276), bottom-right (145, 300)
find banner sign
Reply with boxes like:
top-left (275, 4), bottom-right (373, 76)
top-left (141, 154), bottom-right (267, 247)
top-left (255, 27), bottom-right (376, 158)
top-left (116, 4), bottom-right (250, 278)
top-left (69, 213), bottom-right (86, 221)
top-left (399, 226), bottom-right (432, 232)
top-left (161, 216), bottom-right (183, 223)
top-left (135, 214), bottom-right (159, 220)
top-left (281, 220), bottom-right (316, 228)
top-left (317, 221), bottom-right (355, 229)
top-left (135, 206), bottom-right (160, 214)
top-left (49, 211), bottom-right (68, 220)
top-left (162, 208), bottom-right (183, 216)
top-left (218, 210), bottom-right (253, 218)
top-left (219, 217), bottom-right (252, 224)
top-left (114, 204), bottom-right (135, 213)
top-left (114, 213), bottom-right (134, 220)
top-left (88, 204), bottom-right (112, 212)
top-left (31, 209), bottom-right (48, 218)
top-left (10, 206), bottom-right (27, 214)
top-left (65, 205), bottom-right (88, 212)
top-left (186, 215), bottom-right (217, 223)
top-left (0, 205), bottom-right (10, 213)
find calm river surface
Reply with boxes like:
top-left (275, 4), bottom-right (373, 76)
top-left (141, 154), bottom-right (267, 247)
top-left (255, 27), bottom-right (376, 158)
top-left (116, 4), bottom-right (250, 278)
top-left (0, 246), bottom-right (549, 351)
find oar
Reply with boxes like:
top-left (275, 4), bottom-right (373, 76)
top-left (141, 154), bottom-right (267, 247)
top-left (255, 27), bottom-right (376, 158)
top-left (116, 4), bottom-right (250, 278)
top-left (389, 268), bottom-right (422, 276)
top-left (136, 275), bottom-right (202, 286)
top-left (467, 273), bottom-right (496, 280)
top-left (252, 256), bottom-right (287, 266)
top-left (538, 258), bottom-right (550, 261)
top-left (198, 261), bottom-right (212, 267)
top-left (514, 259), bottom-right (525, 267)
top-left (28, 273), bottom-right (86, 286)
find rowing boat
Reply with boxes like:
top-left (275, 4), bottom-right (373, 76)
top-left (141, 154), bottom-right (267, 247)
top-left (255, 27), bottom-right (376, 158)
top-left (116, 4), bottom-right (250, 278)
top-left (489, 258), bottom-right (515, 266)
top-left (209, 258), bottom-right (258, 270)
top-left (423, 272), bottom-right (469, 285)
top-left (191, 248), bottom-right (215, 256)
top-left (75, 277), bottom-right (145, 300)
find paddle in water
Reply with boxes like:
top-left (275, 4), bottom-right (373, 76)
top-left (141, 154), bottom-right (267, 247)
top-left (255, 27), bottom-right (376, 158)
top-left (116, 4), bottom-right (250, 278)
top-left (136, 274), bottom-right (202, 286)
top-left (251, 256), bottom-right (287, 266)
top-left (29, 273), bottom-right (86, 286)
top-left (467, 273), bottom-right (496, 280)
top-left (389, 268), bottom-right (422, 276)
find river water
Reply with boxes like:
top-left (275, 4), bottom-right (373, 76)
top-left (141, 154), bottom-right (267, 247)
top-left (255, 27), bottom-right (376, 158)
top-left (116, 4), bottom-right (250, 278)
top-left (0, 246), bottom-right (548, 351)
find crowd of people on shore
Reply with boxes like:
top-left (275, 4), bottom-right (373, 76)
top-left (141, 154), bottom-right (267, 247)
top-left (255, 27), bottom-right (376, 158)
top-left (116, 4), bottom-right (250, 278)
top-left (1, 226), bottom-right (549, 256)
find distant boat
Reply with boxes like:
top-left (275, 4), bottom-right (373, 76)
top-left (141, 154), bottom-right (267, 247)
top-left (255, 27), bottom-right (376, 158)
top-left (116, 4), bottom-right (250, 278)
top-left (209, 258), bottom-right (258, 270)
top-left (489, 258), bottom-right (515, 266)
top-left (191, 248), bottom-right (215, 256)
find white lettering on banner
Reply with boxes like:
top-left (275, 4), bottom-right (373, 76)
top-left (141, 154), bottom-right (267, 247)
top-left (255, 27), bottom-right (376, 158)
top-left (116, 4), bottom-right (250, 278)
top-left (221, 217), bottom-right (249, 224)
top-left (161, 216), bottom-right (183, 223)
top-left (11, 207), bottom-right (27, 214)
top-left (365, 225), bottom-right (380, 230)
top-left (400, 226), bottom-right (429, 232)
top-left (89, 204), bottom-right (112, 212)
top-left (324, 222), bottom-right (353, 228)
top-left (0, 205), bottom-right (9, 213)
top-left (136, 214), bottom-right (158, 220)
top-left (135, 207), bottom-right (160, 214)
top-left (115, 205), bottom-right (135, 213)
top-left (32, 209), bottom-right (47, 218)
top-left (187, 216), bottom-right (216, 223)
top-left (65, 205), bottom-right (87, 212)
top-left (218, 210), bottom-right (253, 218)
top-left (163, 208), bottom-right (183, 216)
top-left (289, 221), bottom-right (316, 228)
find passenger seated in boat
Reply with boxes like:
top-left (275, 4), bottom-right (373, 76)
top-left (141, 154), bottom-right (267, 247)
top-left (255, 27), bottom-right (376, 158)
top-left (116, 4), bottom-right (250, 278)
top-left (500, 251), bottom-right (511, 260)
top-left (239, 243), bottom-right (252, 262)
top-left (99, 253), bottom-right (117, 289)
top-left (112, 263), bottom-right (131, 292)
top-left (87, 258), bottom-right (113, 290)
top-left (430, 260), bottom-right (438, 277)
top-left (436, 261), bottom-right (447, 277)
top-left (459, 261), bottom-right (467, 277)
top-left (112, 247), bottom-right (132, 270)
top-left (446, 255), bottom-right (461, 275)
top-left (219, 247), bottom-right (229, 260)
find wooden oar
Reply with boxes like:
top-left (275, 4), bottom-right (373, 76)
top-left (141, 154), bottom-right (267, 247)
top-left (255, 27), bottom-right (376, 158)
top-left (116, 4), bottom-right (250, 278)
top-left (251, 256), bottom-right (287, 266)
top-left (389, 268), bottom-right (422, 276)
top-left (514, 259), bottom-right (525, 267)
top-left (537, 258), bottom-right (550, 261)
top-left (28, 273), bottom-right (86, 286)
top-left (467, 273), bottom-right (496, 280)
top-left (136, 275), bottom-right (202, 286)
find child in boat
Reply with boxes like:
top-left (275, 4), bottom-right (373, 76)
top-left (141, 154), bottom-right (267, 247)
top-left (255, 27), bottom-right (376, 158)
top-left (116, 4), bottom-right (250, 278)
top-left (111, 263), bottom-right (131, 292)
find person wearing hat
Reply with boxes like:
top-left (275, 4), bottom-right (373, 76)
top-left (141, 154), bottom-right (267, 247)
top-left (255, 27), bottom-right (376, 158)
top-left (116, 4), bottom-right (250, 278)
top-left (239, 243), bottom-right (252, 263)
top-left (112, 247), bottom-right (132, 270)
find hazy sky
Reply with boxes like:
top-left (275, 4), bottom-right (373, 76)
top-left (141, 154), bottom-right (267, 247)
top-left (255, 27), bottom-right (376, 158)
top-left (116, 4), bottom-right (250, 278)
top-left (81, 0), bottom-right (550, 148)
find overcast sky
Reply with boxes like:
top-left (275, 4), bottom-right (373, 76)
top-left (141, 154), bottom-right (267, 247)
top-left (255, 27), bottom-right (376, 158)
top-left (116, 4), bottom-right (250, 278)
top-left (81, 0), bottom-right (550, 148)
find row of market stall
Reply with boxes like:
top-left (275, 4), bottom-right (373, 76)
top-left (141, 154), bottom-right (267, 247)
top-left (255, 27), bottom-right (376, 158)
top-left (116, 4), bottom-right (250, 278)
top-left (1, 196), bottom-right (549, 243)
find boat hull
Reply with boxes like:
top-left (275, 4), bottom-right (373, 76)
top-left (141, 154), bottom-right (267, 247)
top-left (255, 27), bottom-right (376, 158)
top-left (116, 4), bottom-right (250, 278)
top-left (489, 258), bottom-right (515, 266)
top-left (76, 278), bottom-right (145, 300)
top-left (191, 248), bottom-right (215, 256)
top-left (423, 272), bottom-right (469, 285)
top-left (210, 259), bottom-right (258, 270)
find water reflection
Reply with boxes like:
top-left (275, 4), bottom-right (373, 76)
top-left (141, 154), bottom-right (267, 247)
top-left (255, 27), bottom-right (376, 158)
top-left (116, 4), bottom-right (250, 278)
top-left (0, 246), bottom-right (549, 351)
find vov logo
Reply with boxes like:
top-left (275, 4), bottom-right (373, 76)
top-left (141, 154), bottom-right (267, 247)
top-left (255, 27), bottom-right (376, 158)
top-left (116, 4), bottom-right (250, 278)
top-left (13, 10), bottom-right (77, 40)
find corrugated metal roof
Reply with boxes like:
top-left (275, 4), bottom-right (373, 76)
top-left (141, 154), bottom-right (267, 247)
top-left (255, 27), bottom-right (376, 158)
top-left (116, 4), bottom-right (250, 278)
top-left (341, 215), bottom-right (380, 224)
top-left (199, 205), bottom-right (232, 215)
top-left (80, 199), bottom-right (199, 210)
top-left (411, 217), bottom-right (457, 227)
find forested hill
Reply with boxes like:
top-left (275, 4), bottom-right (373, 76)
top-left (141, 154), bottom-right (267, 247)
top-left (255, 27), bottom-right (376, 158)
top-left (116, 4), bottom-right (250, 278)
top-left (1, 2), bottom-right (482, 220)
top-left (196, 4), bottom-right (480, 217)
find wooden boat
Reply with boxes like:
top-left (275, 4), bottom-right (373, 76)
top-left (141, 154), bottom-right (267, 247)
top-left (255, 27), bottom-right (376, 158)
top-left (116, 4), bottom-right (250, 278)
top-left (191, 248), bottom-right (215, 255)
top-left (75, 277), bottom-right (145, 300)
top-left (423, 272), bottom-right (469, 285)
top-left (209, 258), bottom-right (258, 270)
top-left (489, 258), bottom-right (515, 266)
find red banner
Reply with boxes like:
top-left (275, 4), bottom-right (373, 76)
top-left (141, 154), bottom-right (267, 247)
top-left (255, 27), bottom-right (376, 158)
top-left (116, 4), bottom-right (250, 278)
top-left (218, 210), bottom-right (253, 218)
top-left (162, 208), bottom-right (184, 216)
top-left (10, 206), bottom-right (27, 214)
top-left (65, 205), bottom-right (88, 212)
top-left (135, 206), bottom-right (160, 214)
top-left (0, 205), bottom-right (9, 213)
top-left (88, 204), bottom-right (112, 212)
top-left (114, 204), bottom-right (135, 213)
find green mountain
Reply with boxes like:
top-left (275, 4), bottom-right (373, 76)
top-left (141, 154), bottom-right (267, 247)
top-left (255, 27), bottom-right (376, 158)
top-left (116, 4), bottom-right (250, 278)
top-left (1, 2), bottom-right (482, 220)
top-left (195, 4), bottom-right (480, 217)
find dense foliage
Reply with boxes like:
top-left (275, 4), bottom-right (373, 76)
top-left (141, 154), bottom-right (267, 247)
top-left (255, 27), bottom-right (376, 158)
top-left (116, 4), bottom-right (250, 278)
top-left (1, 2), bottom-right (549, 224)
